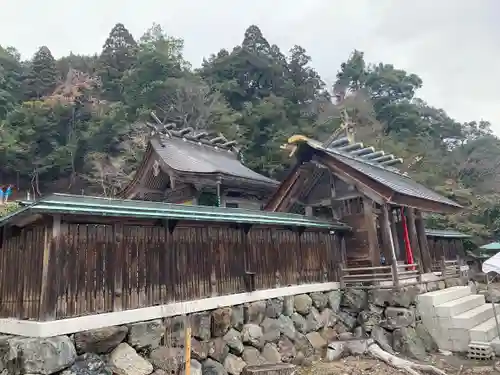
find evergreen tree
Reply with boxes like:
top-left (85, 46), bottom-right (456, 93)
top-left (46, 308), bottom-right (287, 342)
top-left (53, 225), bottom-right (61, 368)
top-left (24, 46), bottom-right (58, 99)
top-left (98, 23), bottom-right (138, 101)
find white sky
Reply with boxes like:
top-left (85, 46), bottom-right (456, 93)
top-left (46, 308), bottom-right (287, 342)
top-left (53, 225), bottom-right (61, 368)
top-left (1, 0), bottom-right (499, 133)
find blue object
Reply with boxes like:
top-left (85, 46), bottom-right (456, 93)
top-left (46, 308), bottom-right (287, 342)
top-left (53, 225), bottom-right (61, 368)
top-left (0, 188), bottom-right (4, 201)
top-left (5, 186), bottom-right (11, 197)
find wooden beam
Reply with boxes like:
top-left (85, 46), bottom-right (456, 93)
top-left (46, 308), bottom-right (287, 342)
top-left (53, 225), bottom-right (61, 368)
top-left (40, 214), bottom-right (60, 320)
top-left (113, 222), bottom-right (124, 311)
top-left (381, 204), bottom-right (399, 286)
top-left (363, 198), bottom-right (380, 266)
top-left (415, 210), bottom-right (432, 272)
top-left (264, 161), bottom-right (306, 211)
top-left (389, 208), bottom-right (401, 260)
top-left (380, 205), bottom-right (395, 266)
top-left (405, 208), bottom-right (423, 268)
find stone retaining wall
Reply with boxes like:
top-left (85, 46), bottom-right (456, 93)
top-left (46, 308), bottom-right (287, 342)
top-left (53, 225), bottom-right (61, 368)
top-left (0, 279), bottom-right (458, 375)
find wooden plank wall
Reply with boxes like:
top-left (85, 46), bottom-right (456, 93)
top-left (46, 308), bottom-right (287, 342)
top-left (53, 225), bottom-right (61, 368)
top-left (427, 238), bottom-right (464, 266)
top-left (0, 218), bottom-right (342, 320)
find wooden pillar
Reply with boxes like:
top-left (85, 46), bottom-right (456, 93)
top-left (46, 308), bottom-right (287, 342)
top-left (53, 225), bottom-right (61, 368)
top-left (415, 209), bottom-right (432, 273)
top-left (379, 206), bottom-right (394, 265)
top-left (363, 198), bottom-right (380, 266)
top-left (113, 222), bottom-right (124, 311)
top-left (405, 208), bottom-right (422, 268)
top-left (381, 205), bottom-right (399, 286)
top-left (40, 214), bottom-right (60, 320)
top-left (389, 208), bottom-right (401, 261)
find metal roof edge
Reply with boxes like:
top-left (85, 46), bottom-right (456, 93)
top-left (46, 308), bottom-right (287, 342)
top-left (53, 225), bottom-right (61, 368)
top-left (424, 229), bottom-right (472, 239)
top-left (3, 194), bottom-right (350, 231)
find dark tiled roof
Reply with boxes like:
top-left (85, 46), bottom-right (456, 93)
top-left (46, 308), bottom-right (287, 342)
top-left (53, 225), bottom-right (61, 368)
top-left (152, 137), bottom-right (277, 186)
top-left (425, 229), bottom-right (472, 238)
top-left (304, 137), bottom-right (461, 208)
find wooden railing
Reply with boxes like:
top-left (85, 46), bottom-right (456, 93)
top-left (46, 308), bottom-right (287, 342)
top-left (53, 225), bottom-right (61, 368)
top-left (339, 263), bottom-right (421, 288)
top-left (339, 256), bottom-right (467, 288)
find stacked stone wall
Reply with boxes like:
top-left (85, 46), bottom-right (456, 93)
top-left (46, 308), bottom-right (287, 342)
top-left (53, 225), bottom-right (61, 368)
top-left (0, 279), bottom-right (459, 375)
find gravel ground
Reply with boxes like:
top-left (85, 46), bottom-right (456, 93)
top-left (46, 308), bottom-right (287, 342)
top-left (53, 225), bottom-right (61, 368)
top-left (297, 354), bottom-right (500, 375)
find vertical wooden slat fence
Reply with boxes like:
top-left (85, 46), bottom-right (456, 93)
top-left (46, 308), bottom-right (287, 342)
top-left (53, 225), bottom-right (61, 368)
top-left (0, 217), bottom-right (342, 320)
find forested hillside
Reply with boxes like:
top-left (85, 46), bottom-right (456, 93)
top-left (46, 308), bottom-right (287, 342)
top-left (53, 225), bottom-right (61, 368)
top-left (0, 23), bottom-right (499, 239)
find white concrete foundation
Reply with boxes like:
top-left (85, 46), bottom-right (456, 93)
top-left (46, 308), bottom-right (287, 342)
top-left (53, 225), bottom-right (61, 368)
top-left (0, 282), bottom-right (339, 338)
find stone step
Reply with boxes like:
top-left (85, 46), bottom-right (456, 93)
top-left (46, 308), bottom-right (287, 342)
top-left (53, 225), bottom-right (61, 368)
top-left (469, 315), bottom-right (500, 342)
top-left (417, 286), bottom-right (472, 308)
top-left (435, 295), bottom-right (485, 317)
top-left (452, 304), bottom-right (500, 329)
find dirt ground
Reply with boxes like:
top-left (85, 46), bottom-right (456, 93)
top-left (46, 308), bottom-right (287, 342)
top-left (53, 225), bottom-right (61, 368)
top-left (297, 354), bottom-right (500, 375)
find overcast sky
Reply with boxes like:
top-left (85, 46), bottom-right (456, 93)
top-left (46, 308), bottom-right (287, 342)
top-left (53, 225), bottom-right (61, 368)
top-left (1, 0), bottom-right (499, 133)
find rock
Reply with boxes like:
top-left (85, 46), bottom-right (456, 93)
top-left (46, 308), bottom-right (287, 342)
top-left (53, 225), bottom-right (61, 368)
top-left (241, 324), bottom-right (264, 349)
top-left (326, 342), bottom-right (345, 361)
top-left (345, 339), bottom-right (368, 355)
top-left (338, 332), bottom-right (353, 340)
top-left (191, 338), bottom-right (210, 361)
top-left (292, 333), bottom-right (314, 358)
top-left (127, 320), bottom-right (164, 351)
top-left (382, 307), bottom-right (415, 330)
top-left (189, 359), bottom-right (203, 375)
top-left (333, 322), bottom-right (350, 335)
top-left (277, 337), bottom-right (296, 363)
top-left (426, 282), bottom-right (441, 292)
top-left (294, 294), bottom-right (312, 315)
top-left (341, 289), bottom-right (367, 311)
top-left (191, 312), bottom-right (211, 341)
top-left (319, 308), bottom-right (337, 328)
top-left (223, 328), bottom-right (244, 355)
top-left (310, 292), bottom-right (328, 311)
top-left (231, 305), bottom-right (244, 331)
top-left (277, 315), bottom-right (296, 340)
top-left (368, 289), bottom-right (392, 307)
top-left (283, 296), bottom-right (294, 316)
top-left (245, 301), bottom-right (266, 324)
top-left (266, 298), bottom-right (284, 318)
top-left (306, 332), bottom-right (327, 350)
top-left (393, 327), bottom-right (427, 361)
top-left (262, 343), bottom-right (281, 364)
top-left (358, 306), bottom-right (383, 332)
top-left (74, 326), bottom-right (128, 354)
top-left (2, 335), bottom-right (77, 375)
top-left (319, 327), bottom-right (338, 343)
top-left (291, 312), bottom-right (308, 334)
top-left (392, 287), bottom-right (420, 308)
top-left (223, 354), bottom-right (246, 375)
top-left (445, 278), bottom-right (462, 288)
top-left (415, 322), bottom-right (438, 353)
top-left (337, 311), bottom-right (357, 330)
top-left (306, 307), bottom-right (324, 332)
top-left (212, 307), bottom-right (233, 337)
top-left (208, 338), bottom-right (229, 363)
top-left (202, 358), bottom-right (228, 375)
top-left (164, 316), bottom-right (186, 346)
top-left (242, 346), bottom-right (267, 366)
top-left (109, 343), bottom-right (153, 375)
top-left (326, 291), bottom-right (342, 313)
top-left (149, 346), bottom-right (183, 374)
top-left (353, 326), bottom-right (367, 338)
top-left (261, 318), bottom-right (281, 343)
top-left (61, 353), bottom-right (112, 375)
top-left (371, 326), bottom-right (393, 353)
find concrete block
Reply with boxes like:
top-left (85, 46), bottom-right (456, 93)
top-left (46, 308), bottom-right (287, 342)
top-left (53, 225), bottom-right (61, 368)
top-left (489, 336), bottom-right (500, 356)
top-left (470, 316), bottom-right (500, 342)
top-left (451, 337), bottom-right (470, 352)
top-left (417, 286), bottom-right (471, 308)
top-left (449, 327), bottom-right (468, 342)
top-left (451, 304), bottom-right (498, 329)
top-left (435, 295), bottom-right (485, 317)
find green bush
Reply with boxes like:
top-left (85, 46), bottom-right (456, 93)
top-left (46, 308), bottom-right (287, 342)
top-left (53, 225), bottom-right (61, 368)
top-left (0, 202), bottom-right (19, 218)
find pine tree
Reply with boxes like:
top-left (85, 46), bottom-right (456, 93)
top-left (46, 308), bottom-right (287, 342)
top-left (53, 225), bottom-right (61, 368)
top-left (98, 23), bottom-right (138, 101)
top-left (25, 46), bottom-right (58, 99)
